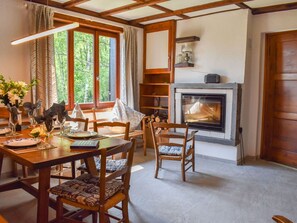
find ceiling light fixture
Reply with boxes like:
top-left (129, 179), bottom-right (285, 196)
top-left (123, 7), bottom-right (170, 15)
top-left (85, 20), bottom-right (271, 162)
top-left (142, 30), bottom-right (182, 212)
top-left (11, 22), bottom-right (79, 45)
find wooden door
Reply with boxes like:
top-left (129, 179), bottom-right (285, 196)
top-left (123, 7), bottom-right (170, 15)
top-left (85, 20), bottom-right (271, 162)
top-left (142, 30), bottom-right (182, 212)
top-left (261, 30), bottom-right (297, 167)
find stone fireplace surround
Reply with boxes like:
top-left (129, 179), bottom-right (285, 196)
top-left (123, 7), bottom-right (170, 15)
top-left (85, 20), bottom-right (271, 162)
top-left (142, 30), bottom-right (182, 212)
top-left (170, 83), bottom-right (242, 146)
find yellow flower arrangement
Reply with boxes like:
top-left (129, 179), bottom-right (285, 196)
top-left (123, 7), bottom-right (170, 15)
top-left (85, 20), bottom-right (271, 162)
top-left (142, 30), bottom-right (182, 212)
top-left (0, 74), bottom-right (37, 106)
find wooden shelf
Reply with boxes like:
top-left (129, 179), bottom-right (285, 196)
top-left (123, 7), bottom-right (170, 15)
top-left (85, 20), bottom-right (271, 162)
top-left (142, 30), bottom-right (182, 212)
top-left (174, 62), bottom-right (194, 68)
top-left (141, 106), bottom-right (168, 110)
top-left (176, 36), bottom-right (200, 43)
top-left (140, 83), bottom-right (170, 86)
top-left (142, 95), bottom-right (169, 98)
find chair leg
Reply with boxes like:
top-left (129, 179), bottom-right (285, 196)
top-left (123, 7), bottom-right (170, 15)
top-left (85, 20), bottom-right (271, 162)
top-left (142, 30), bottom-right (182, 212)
top-left (192, 153), bottom-right (195, 172)
top-left (154, 158), bottom-right (159, 178)
top-left (104, 211), bottom-right (111, 223)
top-left (122, 198), bottom-right (129, 223)
top-left (22, 165), bottom-right (28, 178)
top-left (143, 134), bottom-right (147, 156)
top-left (56, 197), bottom-right (64, 223)
top-left (160, 159), bottom-right (163, 168)
top-left (71, 161), bottom-right (76, 178)
top-left (92, 212), bottom-right (98, 223)
top-left (181, 159), bottom-right (186, 182)
top-left (99, 206), bottom-right (106, 223)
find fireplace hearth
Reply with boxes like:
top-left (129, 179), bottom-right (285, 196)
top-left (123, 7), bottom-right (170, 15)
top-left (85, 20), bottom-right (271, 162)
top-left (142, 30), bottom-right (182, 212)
top-left (181, 94), bottom-right (226, 132)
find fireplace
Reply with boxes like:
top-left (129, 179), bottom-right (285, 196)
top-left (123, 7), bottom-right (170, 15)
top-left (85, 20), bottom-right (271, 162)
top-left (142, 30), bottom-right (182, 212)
top-left (181, 94), bottom-right (226, 132)
top-left (171, 83), bottom-right (242, 146)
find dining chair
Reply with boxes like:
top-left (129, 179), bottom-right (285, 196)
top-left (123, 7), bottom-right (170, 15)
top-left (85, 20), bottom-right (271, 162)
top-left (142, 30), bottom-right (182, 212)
top-left (0, 107), bottom-right (29, 178)
top-left (92, 108), bottom-right (149, 156)
top-left (51, 117), bottom-right (89, 180)
top-left (78, 121), bottom-right (130, 173)
top-left (272, 215), bottom-right (293, 223)
top-left (150, 121), bottom-right (198, 181)
top-left (66, 116), bottom-right (89, 131)
top-left (49, 138), bottom-right (136, 223)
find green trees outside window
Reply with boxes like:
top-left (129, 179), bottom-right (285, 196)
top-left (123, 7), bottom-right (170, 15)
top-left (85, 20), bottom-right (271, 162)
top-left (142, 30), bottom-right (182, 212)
top-left (74, 31), bottom-right (94, 104)
top-left (54, 31), bottom-right (68, 104)
top-left (54, 26), bottom-right (119, 109)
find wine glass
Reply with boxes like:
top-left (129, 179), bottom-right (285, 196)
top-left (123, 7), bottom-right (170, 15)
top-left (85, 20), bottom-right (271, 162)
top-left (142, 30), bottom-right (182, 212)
top-left (58, 116), bottom-right (67, 135)
top-left (44, 118), bottom-right (55, 138)
top-left (8, 112), bottom-right (21, 136)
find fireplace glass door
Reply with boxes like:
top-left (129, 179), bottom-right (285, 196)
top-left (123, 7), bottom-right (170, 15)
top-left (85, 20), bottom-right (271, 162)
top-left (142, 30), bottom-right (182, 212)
top-left (181, 94), bottom-right (226, 132)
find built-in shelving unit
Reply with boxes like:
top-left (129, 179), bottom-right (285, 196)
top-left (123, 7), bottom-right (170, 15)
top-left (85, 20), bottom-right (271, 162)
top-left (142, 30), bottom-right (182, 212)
top-left (139, 20), bottom-right (176, 121)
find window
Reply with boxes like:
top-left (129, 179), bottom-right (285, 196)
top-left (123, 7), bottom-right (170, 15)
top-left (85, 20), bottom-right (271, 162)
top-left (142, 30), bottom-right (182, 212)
top-left (54, 25), bottom-right (120, 109)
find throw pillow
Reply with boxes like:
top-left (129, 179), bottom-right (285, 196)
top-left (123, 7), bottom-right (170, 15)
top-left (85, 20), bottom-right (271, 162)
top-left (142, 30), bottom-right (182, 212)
top-left (111, 99), bottom-right (145, 131)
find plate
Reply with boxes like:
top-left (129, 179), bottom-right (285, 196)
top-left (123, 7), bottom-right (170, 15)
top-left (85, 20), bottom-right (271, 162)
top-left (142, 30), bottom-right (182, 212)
top-left (0, 128), bottom-right (11, 135)
top-left (66, 131), bottom-right (97, 139)
top-left (3, 138), bottom-right (41, 147)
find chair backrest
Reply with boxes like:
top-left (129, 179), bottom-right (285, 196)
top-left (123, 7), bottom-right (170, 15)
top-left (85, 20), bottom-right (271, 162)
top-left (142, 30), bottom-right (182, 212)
top-left (99, 138), bottom-right (135, 204)
top-left (66, 117), bottom-right (89, 131)
top-left (150, 122), bottom-right (189, 155)
top-left (94, 121), bottom-right (130, 140)
top-left (272, 216), bottom-right (293, 223)
top-left (92, 108), bottom-right (113, 122)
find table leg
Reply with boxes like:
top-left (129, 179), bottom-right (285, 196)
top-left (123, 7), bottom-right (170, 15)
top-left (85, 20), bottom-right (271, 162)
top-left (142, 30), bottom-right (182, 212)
top-left (0, 153), bottom-right (3, 178)
top-left (37, 167), bottom-right (51, 223)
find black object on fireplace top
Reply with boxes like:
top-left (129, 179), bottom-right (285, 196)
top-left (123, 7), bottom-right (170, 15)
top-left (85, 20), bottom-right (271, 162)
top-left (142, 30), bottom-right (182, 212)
top-left (204, 74), bottom-right (220, 83)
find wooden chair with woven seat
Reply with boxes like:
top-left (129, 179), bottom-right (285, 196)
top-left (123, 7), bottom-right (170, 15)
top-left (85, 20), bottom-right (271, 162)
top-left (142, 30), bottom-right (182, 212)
top-left (0, 107), bottom-right (28, 178)
top-left (51, 117), bottom-right (89, 181)
top-left (272, 215), bottom-right (293, 223)
top-left (49, 138), bottom-right (136, 223)
top-left (150, 122), bottom-right (198, 181)
top-left (66, 116), bottom-right (89, 131)
top-left (77, 121), bottom-right (130, 173)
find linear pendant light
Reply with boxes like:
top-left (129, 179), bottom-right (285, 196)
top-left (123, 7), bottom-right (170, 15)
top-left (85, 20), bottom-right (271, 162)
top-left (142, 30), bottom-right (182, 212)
top-left (11, 22), bottom-right (79, 45)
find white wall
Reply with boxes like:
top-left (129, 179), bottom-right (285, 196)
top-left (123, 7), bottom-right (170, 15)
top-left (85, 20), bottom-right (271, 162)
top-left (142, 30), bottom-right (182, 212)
top-left (175, 10), bottom-right (249, 84)
top-left (0, 0), bottom-right (30, 89)
top-left (244, 9), bottom-right (297, 157)
top-left (0, 0), bottom-right (31, 175)
top-left (175, 10), bottom-right (249, 162)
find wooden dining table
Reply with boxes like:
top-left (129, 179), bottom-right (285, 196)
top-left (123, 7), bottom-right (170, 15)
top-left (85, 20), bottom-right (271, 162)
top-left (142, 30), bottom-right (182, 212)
top-left (0, 129), bottom-right (129, 223)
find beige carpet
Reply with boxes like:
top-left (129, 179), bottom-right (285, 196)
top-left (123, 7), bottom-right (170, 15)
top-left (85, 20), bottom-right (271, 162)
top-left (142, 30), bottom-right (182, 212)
top-left (0, 148), bottom-right (296, 223)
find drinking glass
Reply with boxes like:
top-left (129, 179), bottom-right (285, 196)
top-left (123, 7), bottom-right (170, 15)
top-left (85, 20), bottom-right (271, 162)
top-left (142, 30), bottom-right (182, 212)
top-left (43, 119), bottom-right (55, 138)
top-left (9, 112), bottom-right (21, 136)
top-left (58, 117), bottom-right (67, 135)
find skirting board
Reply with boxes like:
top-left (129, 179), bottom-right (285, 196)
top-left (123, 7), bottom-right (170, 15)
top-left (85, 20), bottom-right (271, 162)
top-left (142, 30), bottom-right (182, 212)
top-left (197, 154), bottom-right (257, 165)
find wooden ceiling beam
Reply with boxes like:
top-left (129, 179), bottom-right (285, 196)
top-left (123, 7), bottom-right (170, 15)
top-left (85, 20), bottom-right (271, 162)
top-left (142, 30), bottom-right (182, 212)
top-left (63, 0), bottom-right (90, 8)
top-left (132, 0), bottom-right (189, 19)
top-left (99, 0), bottom-right (168, 16)
top-left (150, 5), bottom-right (190, 19)
top-left (252, 2), bottom-right (297, 15)
top-left (131, 0), bottom-right (251, 23)
top-left (54, 13), bottom-right (124, 33)
top-left (27, 0), bottom-right (143, 28)
top-left (235, 3), bottom-right (251, 10)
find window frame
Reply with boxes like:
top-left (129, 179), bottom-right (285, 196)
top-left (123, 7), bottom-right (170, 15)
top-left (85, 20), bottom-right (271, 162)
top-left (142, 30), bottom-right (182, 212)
top-left (54, 22), bottom-right (120, 110)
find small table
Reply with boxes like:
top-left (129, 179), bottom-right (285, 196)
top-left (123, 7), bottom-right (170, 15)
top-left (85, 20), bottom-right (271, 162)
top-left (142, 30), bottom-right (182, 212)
top-left (0, 129), bottom-right (128, 223)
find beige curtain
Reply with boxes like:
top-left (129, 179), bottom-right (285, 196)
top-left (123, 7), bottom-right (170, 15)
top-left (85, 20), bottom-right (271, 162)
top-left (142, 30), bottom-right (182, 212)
top-left (29, 4), bottom-right (57, 109)
top-left (123, 27), bottom-right (138, 110)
